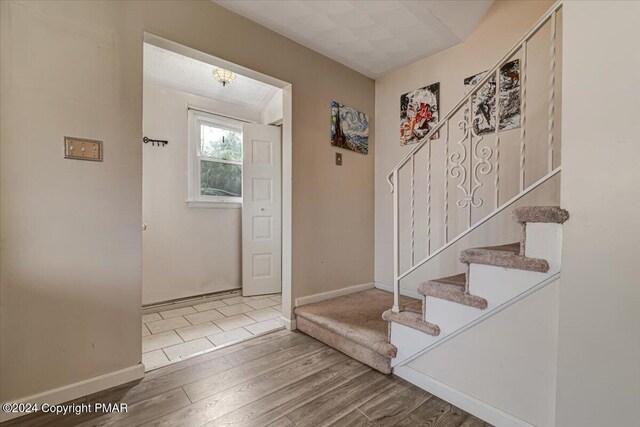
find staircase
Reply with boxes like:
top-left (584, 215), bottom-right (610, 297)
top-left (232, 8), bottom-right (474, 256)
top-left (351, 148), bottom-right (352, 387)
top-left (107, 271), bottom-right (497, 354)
top-left (296, 1), bottom-right (565, 378)
top-left (294, 205), bottom-right (567, 375)
top-left (382, 0), bottom-right (564, 370)
top-left (384, 205), bottom-right (567, 367)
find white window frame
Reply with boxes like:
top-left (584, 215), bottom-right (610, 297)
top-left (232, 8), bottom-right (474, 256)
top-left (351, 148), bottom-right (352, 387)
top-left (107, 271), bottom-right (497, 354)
top-left (187, 108), bottom-right (243, 208)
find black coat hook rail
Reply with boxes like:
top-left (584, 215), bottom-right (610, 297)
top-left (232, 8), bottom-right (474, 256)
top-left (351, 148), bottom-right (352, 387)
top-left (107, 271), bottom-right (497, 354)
top-left (143, 136), bottom-right (168, 147)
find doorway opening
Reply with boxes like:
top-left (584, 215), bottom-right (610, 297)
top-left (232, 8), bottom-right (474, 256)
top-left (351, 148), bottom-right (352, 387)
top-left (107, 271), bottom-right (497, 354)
top-left (141, 34), bottom-right (293, 371)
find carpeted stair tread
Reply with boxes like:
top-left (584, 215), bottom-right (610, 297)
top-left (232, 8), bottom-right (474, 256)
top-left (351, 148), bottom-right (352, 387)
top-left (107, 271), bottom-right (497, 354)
top-left (482, 242), bottom-right (521, 253)
top-left (296, 316), bottom-right (393, 374)
top-left (459, 242), bottom-right (549, 273)
top-left (294, 289), bottom-right (415, 359)
top-left (382, 310), bottom-right (440, 336)
top-left (418, 273), bottom-right (488, 310)
top-left (513, 206), bottom-right (569, 224)
top-left (430, 273), bottom-right (467, 287)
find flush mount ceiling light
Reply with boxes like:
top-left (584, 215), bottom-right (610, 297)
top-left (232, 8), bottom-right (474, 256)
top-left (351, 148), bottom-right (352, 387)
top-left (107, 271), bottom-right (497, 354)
top-left (212, 68), bottom-right (236, 87)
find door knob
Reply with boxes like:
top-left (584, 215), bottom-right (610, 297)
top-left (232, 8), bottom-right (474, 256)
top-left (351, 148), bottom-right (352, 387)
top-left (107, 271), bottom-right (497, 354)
top-left (142, 223), bottom-right (148, 231)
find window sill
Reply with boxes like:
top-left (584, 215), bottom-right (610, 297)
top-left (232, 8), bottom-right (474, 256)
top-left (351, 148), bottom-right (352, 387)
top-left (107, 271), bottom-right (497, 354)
top-left (186, 200), bottom-right (242, 209)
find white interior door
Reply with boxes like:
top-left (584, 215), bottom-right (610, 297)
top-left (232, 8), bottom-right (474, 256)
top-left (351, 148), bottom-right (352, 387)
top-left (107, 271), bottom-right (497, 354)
top-left (242, 123), bottom-right (282, 296)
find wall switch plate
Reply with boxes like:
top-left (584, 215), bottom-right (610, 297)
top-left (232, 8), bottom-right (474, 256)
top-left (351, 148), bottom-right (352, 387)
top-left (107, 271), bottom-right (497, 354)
top-left (64, 137), bottom-right (103, 161)
top-left (335, 152), bottom-right (342, 166)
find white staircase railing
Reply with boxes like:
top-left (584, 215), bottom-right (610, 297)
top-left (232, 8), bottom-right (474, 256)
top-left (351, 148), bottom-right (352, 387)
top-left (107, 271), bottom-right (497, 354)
top-left (388, 1), bottom-right (563, 313)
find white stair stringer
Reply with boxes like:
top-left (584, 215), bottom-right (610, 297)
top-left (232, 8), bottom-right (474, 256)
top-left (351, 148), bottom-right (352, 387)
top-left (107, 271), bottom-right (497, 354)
top-left (390, 222), bottom-right (562, 368)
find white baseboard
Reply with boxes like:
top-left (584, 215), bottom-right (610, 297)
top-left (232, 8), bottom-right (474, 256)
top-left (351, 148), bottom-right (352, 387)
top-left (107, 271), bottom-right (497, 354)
top-left (279, 315), bottom-right (296, 330)
top-left (0, 363), bottom-right (145, 423)
top-left (374, 282), bottom-right (422, 300)
top-left (294, 282), bottom-right (375, 307)
top-left (393, 365), bottom-right (535, 427)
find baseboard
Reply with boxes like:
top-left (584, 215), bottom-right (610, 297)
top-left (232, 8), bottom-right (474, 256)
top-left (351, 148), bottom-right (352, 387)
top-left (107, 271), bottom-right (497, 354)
top-left (279, 315), bottom-right (296, 330)
top-left (0, 363), bottom-right (145, 423)
top-left (143, 288), bottom-right (241, 310)
top-left (374, 282), bottom-right (422, 300)
top-left (294, 282), bottom-right (375, 307)
top-left (393, 365), bottom-right (535, 427)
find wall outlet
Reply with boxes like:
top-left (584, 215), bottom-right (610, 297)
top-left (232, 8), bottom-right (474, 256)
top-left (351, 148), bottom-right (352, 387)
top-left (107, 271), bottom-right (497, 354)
top-left (64, 137), bottom-right (103, 161)
top-left (335, 152), bottom-right (342, 166)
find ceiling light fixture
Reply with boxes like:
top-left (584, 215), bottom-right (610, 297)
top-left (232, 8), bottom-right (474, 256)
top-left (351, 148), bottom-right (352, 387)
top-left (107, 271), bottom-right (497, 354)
top-left (212, 68), bottom-right (236, 87)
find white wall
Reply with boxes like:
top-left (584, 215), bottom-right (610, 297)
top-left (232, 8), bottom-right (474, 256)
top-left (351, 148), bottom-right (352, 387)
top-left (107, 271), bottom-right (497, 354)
top-left (142, 82), bottom-right (262, 305)
top-left (408, 281), bottom-right (560, 426)
top-left (0, 0), bottom-right (374, 405)
top-left (375, 0), bottom-right (559, 290)
top-left (555, 2), bottom-right (640, 425)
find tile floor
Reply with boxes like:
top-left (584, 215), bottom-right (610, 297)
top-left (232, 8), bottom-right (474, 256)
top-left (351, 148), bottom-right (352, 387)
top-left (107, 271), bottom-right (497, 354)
top-left (142, 292), bottom-right (283, 371)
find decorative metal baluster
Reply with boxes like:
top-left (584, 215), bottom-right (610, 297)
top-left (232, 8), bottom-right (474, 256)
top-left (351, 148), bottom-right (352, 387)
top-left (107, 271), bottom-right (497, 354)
top-left (410, 154), bottom-right (415, 266)
top-left (520, 41), bottom-right (528, 192)
top-left (427, 142), bottom-right (431, 255)
top-left (547, 11), bottom-right (556, 173)
top-left (463, 94), bottom-right (494, 224)
top-left (451, 80), bottom-right (493, 232)
top-left (467, 97), bottom-right (473, 228)
top-left (494, 68), bottom-right (501, 209)
top-left (450, 120), bottom-right (469, 210)
top-left (444, 120), bottom-right (450, 244)
top-left (470, 121), bottom-right (492, 210)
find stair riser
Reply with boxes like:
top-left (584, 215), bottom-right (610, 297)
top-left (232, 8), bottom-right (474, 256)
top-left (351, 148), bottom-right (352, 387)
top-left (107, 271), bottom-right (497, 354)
top-left (423, 296), bottom-right (483, 335)
top-left (468, 264), bottom-right (552, 309)
top-left (467, 222), bottom-right (561, 301)
top-left (389, 322), bottom-right (440, 367)
top-left (524, 223), bottom-right (562, 272)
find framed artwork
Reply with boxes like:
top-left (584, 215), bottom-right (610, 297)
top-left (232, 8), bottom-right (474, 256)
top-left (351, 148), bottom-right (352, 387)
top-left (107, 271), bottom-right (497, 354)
top-left (400, 82), bottom-right (440, 145)
top-left (464, 59), bottom-right (521, 135)
top-left (330, 101), bottom-right (369, 155)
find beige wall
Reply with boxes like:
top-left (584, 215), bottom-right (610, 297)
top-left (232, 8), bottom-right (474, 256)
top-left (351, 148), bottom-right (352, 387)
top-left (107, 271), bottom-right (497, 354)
top-left (555, 2), bottom-right (640, 425)
top-left (0, 0), bottom-right (374, 402)
top-left (374, 0), bottom-right (559, 289)
top-left (0, 0), bottom-right (143, 402)
top-left (142, 82), bottom-right (258, 305)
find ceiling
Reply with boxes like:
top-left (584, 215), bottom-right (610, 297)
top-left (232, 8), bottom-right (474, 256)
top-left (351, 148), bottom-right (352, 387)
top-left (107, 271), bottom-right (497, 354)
top-left (215, 0), bottom-right (494, 78)
top-left (143, 43), bottom-right (279, 111)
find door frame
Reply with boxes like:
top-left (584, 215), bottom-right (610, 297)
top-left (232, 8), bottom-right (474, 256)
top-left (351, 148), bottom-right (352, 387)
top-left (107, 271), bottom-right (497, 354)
top-left (143, 33), bottom-right (295, 329)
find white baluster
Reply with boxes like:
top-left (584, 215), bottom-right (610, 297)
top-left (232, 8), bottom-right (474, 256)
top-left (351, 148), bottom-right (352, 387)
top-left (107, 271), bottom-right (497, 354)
top-left (444, 120), bottom-right (449, 244)
top-left (520, 41), bottom-right (527, 192)
top-left (547, 11), bottom-right (556, 173)
top-left (410, 155), bottom-right (415, 266)
top-left (467, 97), bottom-right (473, 228)
top-left (427, 143), bottom-right (431, 255)
top-left (494, 68), bottom-right (501, 209)
top-left (392, 169), bottom-right (400, 313)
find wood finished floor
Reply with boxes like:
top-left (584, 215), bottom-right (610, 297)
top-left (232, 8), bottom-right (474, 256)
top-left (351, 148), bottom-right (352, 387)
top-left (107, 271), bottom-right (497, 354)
top-left (2, 330), bottom-right (491, 427)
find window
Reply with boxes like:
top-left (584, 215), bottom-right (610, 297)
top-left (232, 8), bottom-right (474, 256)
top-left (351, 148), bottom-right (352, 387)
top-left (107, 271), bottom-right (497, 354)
top-left (188, 109), bottom-right (243, 207)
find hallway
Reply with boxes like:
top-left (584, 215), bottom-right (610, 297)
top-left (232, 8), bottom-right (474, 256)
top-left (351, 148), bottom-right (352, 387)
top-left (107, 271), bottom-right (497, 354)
top-left (142, 292), bottom-right (283, 370)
